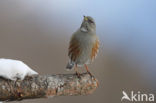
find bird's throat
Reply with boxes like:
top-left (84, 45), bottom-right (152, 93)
top-left (80, 27), bottom-right (88, 32)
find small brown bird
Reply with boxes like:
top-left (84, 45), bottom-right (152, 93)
top-left (66, 16), bottom-right (99, 77)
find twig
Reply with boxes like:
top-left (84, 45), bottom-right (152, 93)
top-left (0, 73), bottom-right (98, 101)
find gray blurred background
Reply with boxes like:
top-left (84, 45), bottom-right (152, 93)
top-left (0, 0), bottom-right (156, 103)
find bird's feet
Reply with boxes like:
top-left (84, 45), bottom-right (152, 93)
top-left (75, 72), bottom-right (81, 78)
top-left (87, 72), bottom-right (99, 86)
top-left (87, 71), bottom-right (94, 78)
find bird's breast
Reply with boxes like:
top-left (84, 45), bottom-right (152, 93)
top-left (75, 33), bottom-right (98, 64)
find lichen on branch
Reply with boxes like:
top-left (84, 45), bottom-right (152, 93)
top-left (0, 73), bottom-right (98, 101)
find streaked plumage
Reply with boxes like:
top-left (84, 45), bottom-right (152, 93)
top-left (66, 16), bottom-right (99, 76)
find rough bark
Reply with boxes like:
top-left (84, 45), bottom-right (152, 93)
top-left (0, 73), bottom-right (98, 101)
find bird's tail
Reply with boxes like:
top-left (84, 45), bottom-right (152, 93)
top-left (66, 61), bottom-right (75, 70)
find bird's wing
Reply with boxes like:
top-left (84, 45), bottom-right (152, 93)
top-left (91, 37), bottom-right (100, 61)
top-left (68, 36), bottom-right (81, 62)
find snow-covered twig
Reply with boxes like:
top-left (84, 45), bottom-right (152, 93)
top-left (0, 59), bottom-right (38, 81)
top-left (0, 73), bottom-right (98, 102)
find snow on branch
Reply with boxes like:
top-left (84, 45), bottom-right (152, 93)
top-left (0, 73), bottom-right (98, 102)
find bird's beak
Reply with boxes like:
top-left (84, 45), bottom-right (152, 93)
top-left (83, 15), bottom-right (88, 21)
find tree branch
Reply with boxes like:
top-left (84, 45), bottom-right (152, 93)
top-left (0, 73), bottom-right (98, 101)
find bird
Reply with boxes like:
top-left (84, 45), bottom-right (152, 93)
top-left (66, 16), bottom-right (99, 77)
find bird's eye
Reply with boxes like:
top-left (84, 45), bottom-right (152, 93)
top-left (88, 19), bottom-right (94, 23)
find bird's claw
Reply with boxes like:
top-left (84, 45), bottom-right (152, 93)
top-left (87, 72), bottom-right (94, 78)
top-left (75, 72), bottom-right (81, 78)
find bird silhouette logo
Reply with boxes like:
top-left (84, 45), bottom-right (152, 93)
top-left (121, 91), bottom-right (131, 101)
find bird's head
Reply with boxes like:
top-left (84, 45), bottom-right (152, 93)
top-left (80, 16), bottom-right (96, 32)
